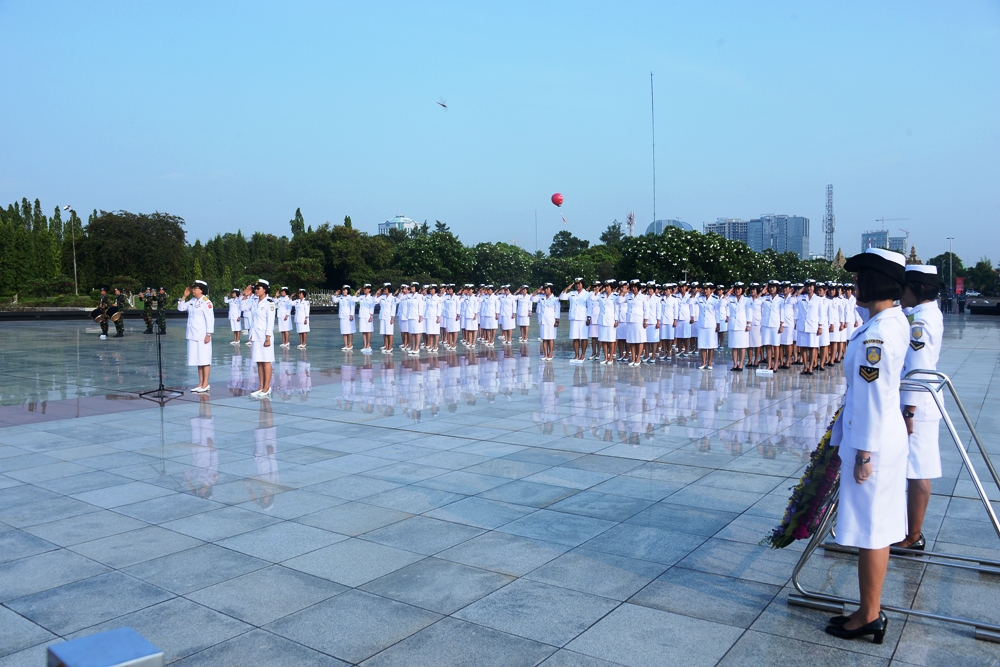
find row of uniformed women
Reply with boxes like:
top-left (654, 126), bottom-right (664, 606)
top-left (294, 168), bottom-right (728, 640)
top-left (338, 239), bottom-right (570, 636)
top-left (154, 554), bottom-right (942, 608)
top-left (225, 286), bottom-right (311, 350)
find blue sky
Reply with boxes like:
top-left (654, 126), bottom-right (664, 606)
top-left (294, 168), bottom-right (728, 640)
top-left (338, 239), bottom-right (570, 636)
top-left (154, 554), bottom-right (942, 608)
top-left (1, 1), bottom-right (997, 265)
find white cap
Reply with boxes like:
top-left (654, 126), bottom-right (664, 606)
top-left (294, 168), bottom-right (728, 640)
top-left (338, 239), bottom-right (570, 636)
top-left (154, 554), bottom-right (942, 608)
top-left (906, 264), bottom-right (937, 274)
top-left (257, 279), bottom-right (270, 286)
top-left (866, 247), bottom-right (906, 267)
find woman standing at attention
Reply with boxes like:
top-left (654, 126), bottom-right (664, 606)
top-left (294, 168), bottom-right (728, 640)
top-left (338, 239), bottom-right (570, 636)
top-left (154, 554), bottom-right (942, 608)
top-left (826, 247), bottom-right (910, 643)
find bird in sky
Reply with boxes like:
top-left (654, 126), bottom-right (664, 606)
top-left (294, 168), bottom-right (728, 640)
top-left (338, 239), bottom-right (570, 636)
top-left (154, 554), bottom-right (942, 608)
top-left (437, 97), bottom-right (447, 110)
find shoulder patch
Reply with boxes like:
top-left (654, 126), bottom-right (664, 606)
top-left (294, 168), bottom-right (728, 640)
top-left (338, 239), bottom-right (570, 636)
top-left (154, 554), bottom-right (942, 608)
top-left (911, 325), bottom-right (924, 340)
top-left (863, 338), bottom-right (884, 345)
top-left (206, 302), bottom-right (212, 308)
top-left (910, 340), bottom-right (925, 351)
top-left (866, 346), bottom-right (882, 365)
top-left (859, 365), bottom-right (879, 383)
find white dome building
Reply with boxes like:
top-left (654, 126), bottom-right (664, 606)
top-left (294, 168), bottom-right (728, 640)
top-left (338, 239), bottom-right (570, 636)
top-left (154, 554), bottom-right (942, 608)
top-left (378, 215), bottom-right (418, 236)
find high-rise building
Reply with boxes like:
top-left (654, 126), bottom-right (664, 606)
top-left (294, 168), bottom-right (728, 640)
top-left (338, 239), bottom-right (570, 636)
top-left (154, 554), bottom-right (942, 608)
top-left (378, 214), bottom-right (418, 236)
top-left (861, 230), bottom-right (889, 251)
top-left (745, 215), bottom-right (810, 259)
top-left (703, 218), bottom-right (748, 245)
top-left (888, 236), bottom-right (907, 253)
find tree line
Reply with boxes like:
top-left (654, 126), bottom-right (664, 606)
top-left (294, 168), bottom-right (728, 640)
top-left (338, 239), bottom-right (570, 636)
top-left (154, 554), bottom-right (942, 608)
top-left (3, 197), bottom-right (995, 305)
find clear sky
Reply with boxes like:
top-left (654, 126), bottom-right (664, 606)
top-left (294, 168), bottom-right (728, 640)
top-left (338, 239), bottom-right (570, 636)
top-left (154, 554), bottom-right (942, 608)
top-left (2, 1), bottom-right (997, 265)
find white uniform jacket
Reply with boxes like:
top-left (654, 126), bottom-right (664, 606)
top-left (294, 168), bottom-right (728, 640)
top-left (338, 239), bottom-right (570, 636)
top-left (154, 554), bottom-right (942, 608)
top-left (178, 296), bottom-right (215, 340)
top-left (250, 297), bottom-right (277, 342)
top-left (560, 290), bottom-right (589, 322)
top-left (900, 301), bottom-right (944, 414)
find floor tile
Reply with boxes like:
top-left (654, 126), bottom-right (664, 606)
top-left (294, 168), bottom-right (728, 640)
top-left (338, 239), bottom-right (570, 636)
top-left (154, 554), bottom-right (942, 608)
top-left (6, 571), bottom-right (172, 635)
top-left (171, 628), bottom-right (348, 667)
top-left (71, 481), bottom-right (176, 508)
top-left (547, 491), bottom-right (654, 522)
top-left (497, 509), bottom-right (616, 547)
top-left (0, 530), bottom-right (58, 563)
top-left (437, 531), bottom-right (571, 577)
top-left (362, 515), bottom-right (484, 555)
top-left (266, 589), bottom-right (440, 664)
top-left (69, 525), bottom-right (202, 568)
top-left (22, 510), bottom-right (147, 548)
top-left (361, 617), bottom-right (555, 667)
top-left (456, 578), bottom-right (619, 646)
top-left (566, 603), bottom-right (743, 667)
top-left (187, 564), bottom-right (346, 625)
top-left (479, 480), bottom-right (581, 508)
top-left (0, 606), bottom-right (56, 659)
top-left (360, 557), bottom-right (513, 614)
top-left (122, 544), bottom-right (269, 594)
top-left (216, 521), bottom-right (347, 561)
top-left (526, 547), bottom-right (667, 601)
top-left (295, 501), bottom-right (411, 536)
top-left (424, 496), bottom-right (534, 529)
top-left (716, 630), bottom-right (889, 667)
top-left (282, 538), bottom-right (424, 587)
top-left (160, 506), bottom-right (280, 541)
top-left (582, 523), bottom-right (707, 565)
top-left (0, 549), bottom-right (109, 602)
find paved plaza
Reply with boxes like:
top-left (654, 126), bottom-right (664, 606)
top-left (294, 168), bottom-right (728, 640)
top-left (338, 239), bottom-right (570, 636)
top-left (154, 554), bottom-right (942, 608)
top-left (0, 315), bottom-right (998, 666)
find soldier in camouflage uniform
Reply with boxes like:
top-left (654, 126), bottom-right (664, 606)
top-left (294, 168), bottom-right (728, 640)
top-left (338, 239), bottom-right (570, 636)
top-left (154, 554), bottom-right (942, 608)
top-left (156, 287), bottom-right (168, 334)
top-left (137, 286), bottom-right (155, 334)
top-left (98, 287), bottom-right (111, 339)
top-left (113, 287), bottom-right (127, 338)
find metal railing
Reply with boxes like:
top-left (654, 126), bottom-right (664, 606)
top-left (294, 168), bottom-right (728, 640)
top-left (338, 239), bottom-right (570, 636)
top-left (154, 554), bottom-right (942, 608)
top-left (787, 370), bottom-right (1000, 643)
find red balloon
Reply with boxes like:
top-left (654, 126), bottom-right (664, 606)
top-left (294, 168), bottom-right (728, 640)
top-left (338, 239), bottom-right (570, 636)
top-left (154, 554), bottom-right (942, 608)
top-left (551, 193), bottom-right (564, 207)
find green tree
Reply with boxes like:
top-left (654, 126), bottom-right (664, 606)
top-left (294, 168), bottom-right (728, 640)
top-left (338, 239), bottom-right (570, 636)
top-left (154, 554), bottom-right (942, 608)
top-left (78, 210), bottom-right (187, 290)
top-left (344, 215), bottom-right (352, 229)
top-left (926, 252), bottom-right (966, 286)
top-left (289, 208), bottom-right (305, 237)
top-left (280, 257), bottom-right (326, 287)
top-left (549, 230), bottom-right (590, 258)
top-left (968, 257), bottom-right (998, 293)
top-left (471, 242), bottom-right (533, 286)
top-left (600, 220), bottom-right (626, 249)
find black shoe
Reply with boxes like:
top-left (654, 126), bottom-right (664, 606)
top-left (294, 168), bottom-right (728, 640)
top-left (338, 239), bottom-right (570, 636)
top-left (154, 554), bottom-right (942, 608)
top-left (825, 611), bottom-right (887, 644)
top-left (114, 332), bottom-right (124, 338)
top-left (828, 615), bottom-right (851, 626)
top-left (158, 329), bottom-right (166, 335)
top-left (890, 533), bottom-right (926, 555)
top-left (144, 328), bottom-right (153, 334)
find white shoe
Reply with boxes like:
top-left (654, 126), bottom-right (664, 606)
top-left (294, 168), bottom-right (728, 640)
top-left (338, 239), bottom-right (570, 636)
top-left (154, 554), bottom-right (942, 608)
top-left (191, 386), bottom-right (203, 393)
top-left (706, 365), bottom-right (713, 370)
top-left (345, 346), bottom-right (353, 351)
top-left (99, 335), bottom-right (107, 340)
top-left (698, 365), bottom-right (707, 370)
top-left (245, 340), bottom-right (252, 346)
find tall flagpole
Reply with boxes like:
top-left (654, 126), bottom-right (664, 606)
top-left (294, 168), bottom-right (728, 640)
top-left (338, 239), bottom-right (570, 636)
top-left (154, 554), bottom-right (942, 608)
top-left (650, 72), bottom-right (656, 225)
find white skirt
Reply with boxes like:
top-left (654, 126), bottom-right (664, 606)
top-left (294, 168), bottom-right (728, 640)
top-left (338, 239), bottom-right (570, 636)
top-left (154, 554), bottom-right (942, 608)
top-left (358, 318), bottom-right (373, 333)
top-left (645, 324), bottom-right (659, 343)
top-left (588, 323), bottom-right (599, 338)
top-left (697, 329), bottom-right (718, 349)
top-left (447, 318), bottom-right (462, 333)
top-left (516, 315), bottom-right (530, 327)
top-left (278, 316), bottom-right (292, 333)
top-left (761, 326), bottom-right (779, 346)
top-left (907, 418), bottom-right (942, 479)
top-left (661, 323), bottom-right (674, 340)
top-left (780, 326), bottom-right (795, 345)
top-left (819, 328), bottom-right (830, 346)
top-left (569, 320), bottom-right (586, 340)
top-left (379, 318), bottom-right (394, 335)
top-left (837, 445), bottom-right (907, 550)
top-left (230, 318), bottom-right (242, 333)
top-left (501, 316), bottom-right (516, 330)
top-left (408, 318), bottom-right (422, 334)
top-left (796, 331), bottom-right (818, 348)
top-left (616, 323), bottom-right (627, 340)
top-left (187, 338), bottom-right (212, 366)
top-left (749, 325), bottom-right (761, 348)
top-left (677, 321), bottom-right (692, 339)
top-left (539, 323), bottom-right (557, 340)
top-left (481, 318), bottom-right (498, 330)
top-left (728, 330), bottom-right (749, 349)
top-left (296, 320), bottom-right (310, 333)
top-left (598, 325), bottom-right (616, 343)
top-left (340, 318), bottom-right (356, 335)
top-left (626, 322), bottom-right (645, 344)
top-left (251, 339), bottom-right (275, 363)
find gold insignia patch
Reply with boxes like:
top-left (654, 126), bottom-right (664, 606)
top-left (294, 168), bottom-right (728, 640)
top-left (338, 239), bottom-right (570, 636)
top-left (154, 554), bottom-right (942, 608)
top-left (910, 340), bottom-right (925, 351)
top-left (859, 365), bottom-right (879, 382)
top-left (866, 346), bottom-right (882, 365)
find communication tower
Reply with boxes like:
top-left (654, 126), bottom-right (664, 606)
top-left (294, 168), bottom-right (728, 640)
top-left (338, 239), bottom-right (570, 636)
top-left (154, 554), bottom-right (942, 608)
top-left (823, 184), bottom-right (835, 262)
top-left (626, 211), bottom-right (635, 237)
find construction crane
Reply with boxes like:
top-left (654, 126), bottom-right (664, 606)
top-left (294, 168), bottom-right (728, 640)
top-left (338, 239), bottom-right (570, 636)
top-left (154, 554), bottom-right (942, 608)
top-left (874, 217), bottom-right (909, 230)
top-left (899, 228), bottom-right (911, 253)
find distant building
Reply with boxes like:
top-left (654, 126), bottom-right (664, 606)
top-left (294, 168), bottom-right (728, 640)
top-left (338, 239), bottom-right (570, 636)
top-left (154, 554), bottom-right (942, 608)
top-left (646, 219), bottom-right (694, 235)
top-left (378, 215), bottom-right (418, 236)
top-left (861, 230), bottom-right (889, 251)
top-left (888, 236), bottom-right (907, 253)
top-left (703, 218), bottom-right (748, 245)
top-left (706, 215), bottom-right (810, 260)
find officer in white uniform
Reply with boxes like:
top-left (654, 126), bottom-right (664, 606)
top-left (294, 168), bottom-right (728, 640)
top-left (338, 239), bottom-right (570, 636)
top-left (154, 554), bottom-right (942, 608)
top-left (294, 289), bottom-right (310, 349)
top-left (727, 282), bottom-right (752, 371)
top-left (178, 280), bottom-right (215, 393)
top-left (224, 288), bottom-right (243, 344)
top-left (337, 286), bottom-right (356, 350)
top-left (826, 248), bottom-right (909, 643)
top-left (356, 284), bottom-right (375, 352)
top-left (275, 287), bottom-right (292, 348)
top-left (377, 283), bottom-right (397, 353)
top-left (532, 284), bottom-right (560, 360)
top-left (892, 264), bottom-right (945, 553)
top-left (560, 278), bottom-right (590, 363)
top-left (695, 283), bottom-right (718, 369)
top-left (249, 280), bottom-right (276, 398)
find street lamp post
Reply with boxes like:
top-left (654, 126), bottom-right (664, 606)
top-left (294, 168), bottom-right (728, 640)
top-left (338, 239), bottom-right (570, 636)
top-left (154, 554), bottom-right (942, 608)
top-left (63, 205), bottom-right (78, 296)
top-left (947, 236), bottom-right (954, 297)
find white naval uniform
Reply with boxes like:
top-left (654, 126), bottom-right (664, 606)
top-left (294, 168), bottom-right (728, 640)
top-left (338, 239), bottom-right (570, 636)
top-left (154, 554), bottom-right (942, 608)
top-left (378, 294), bottom-right (396, 335)
top-left (676, 293), bottom-right (692, 339)
top-left (357, 295), bottom-right (375, 333)
top-left (901, 301), bottom-right (944, 479)
top-left (338, 295), bottom-right (356, 335)
top-left (597, 293), bottom-right (617, 342)
top-left (500, 294), bottom-right (515, 331)
top-left (294, 298), bottom-right (310, 333)
top-left (445, 294), bottom-right (462, 333)
top-left (761, 295), bottom-right (781, 346)
top-left (833, 306), bottom-right (909, 550)
top-left (795, 294), bottom-right (820, 348)
top-left (225, 296), bottom-right (242, 332)
top-left (749, 296), bottom-right (763, 348)
top-left (625, 293), bottom-right (646, 344)
top-left (561, 289), bottom-right (590, 340)
top-left (728, 295), bottom-right (752, 349)
top-left (250, 296), bottom-right (277, 363)
top-left (515, 294), bottom-right (532, 328)
top-left (587, 292), bottom-right (601, 339)
top-left (533, 294), bottom-right (560, 340)
top-left (276, 295), bottom-right (293, 333)
top-left (661, 295), bottom-right (677, 341)
top-left (178, 296), bottom-right (215, 366)
top-left (696, 295), bottom-right (718, 349)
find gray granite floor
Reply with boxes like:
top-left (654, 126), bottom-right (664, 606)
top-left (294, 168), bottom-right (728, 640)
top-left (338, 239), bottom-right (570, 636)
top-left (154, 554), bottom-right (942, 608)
top-left (0, 315), bottom-right (998, 666)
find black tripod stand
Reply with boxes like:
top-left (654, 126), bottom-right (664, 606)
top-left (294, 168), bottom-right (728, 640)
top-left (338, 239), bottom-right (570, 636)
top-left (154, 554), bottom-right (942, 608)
top-left (139, 329), bottom-right (183, 402)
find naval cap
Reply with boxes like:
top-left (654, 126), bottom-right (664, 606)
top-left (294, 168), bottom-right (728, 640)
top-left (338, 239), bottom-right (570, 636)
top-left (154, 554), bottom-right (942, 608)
top-left (194, 280), bottom-right (208, 287)
top-left (905, 263), bottom-right (940, 287)
top-left (254, 279), bottom-right (268, 286)
top-left (844, 247), bottom-right (906, 284)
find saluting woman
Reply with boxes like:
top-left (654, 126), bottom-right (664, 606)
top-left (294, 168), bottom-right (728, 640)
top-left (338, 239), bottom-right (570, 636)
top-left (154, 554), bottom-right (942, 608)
top-left (179, 280), bottom-right (215, 393)
top-left (826, 248), bottom-right (910, 643)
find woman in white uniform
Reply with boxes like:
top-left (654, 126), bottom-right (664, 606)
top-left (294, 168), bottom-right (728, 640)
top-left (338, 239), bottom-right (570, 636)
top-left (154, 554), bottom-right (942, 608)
top-left (294, 289), bottom-right (310, 349)
top-left (377, 284), bottom-right (397, 353)
top-left (891, 264), bottom-right (944, 553)
top-left (356, 284), bottom-right (375, 352)
top-left (276, 287), bottom-right (293, 348)
top-left (337, 286), bottom-right (355, 350)
top-left (178, 280), bottom-right (215, 393)
top-left (727, 282), bottom-right (751, 371)
top-left (826, 248), bottom-right (909, 644)
top-left (532, 284), bottom-right (560, 361)
top-left (224, 288), bottom-right (242, 344)
top-left (249, 280), bottom-right (276, 398)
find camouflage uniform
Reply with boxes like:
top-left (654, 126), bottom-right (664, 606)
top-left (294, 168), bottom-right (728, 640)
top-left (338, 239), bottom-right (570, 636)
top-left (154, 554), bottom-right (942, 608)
top-left (98, 293), bottom-right (111, 336)
top-left (114, 292), bottom-right (127, 336)
top-left (156, 290), bottom-right (168, 334)
top-left (138, 289), bottom-right (155, 333)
